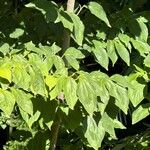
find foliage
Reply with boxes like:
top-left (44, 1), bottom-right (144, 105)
top-left (0, 0), bottom-right (150, 149)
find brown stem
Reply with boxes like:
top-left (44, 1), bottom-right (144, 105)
top-left (50, 0), bottom-right (76, 150)
top-left (62, 0), bottom-right (76, 51)
top-left (50, 118), bottom-right (61, 150)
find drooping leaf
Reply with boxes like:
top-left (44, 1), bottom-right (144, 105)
top-left (45, 75), bottom-right (58, 90)
top-left (115, 41), bottom-right (130, 66)
top-left (110, 74), bottom-right (128, 88)
top-left (63, 77), bottom-right (78, 109)
top-left (132, 104), bottom-right (150, 124)
top-left (25, 0), bottom-right (58, 22)
top-left (88, 2), bottom-right (111, 27)
top-left (50, 76), bottom-right (65, 100)
top-left (107, 40), bottom-right (118, 66)
top-left (69, 13), bottom-right (84, 46)
top-left (118, 34), bottom-right (130, 47)
top-left (128, 80), bottom-right (145, 107)
top-left (12, 64), bottom-right (30, 90)
top-left (0, 89), bottom-right (15, 116)
top-left (64, 47), bottom-right (84, 70)
top-left (9, 28), bottom-right (24, 39)
top-left (137, 19), bottom-right (148, 41)
top-left (131, 39), bottom-right (150, 56)
top-left (27, 111), bottom-right (41, 128)
top-left (59, 11), bottom-right (73, 31)
top-left (0, 64), bottom-right (11, 82)
top-left (128, 18), bottom-right (148, 42)
top-left (144, 53), bottom-right (150, 67)
top-left (92, 40), bottom-right (109, 70)
top-left (85, 116), bottom-right (105, 150)
top-left (77, 74), bottom-right (97, 114)
top-left (110, 84), bottom-right (129, 114)
top-left (12, 88), bottom-right (33, 115)
top-left (101, 113), bottom-right (116, 139)
top-left (29, 66), bottom-right (46, 96)
top-left (0, 43), bottom-right (9, 55)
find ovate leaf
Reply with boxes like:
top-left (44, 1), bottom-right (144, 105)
top-left (128, 80), bottom-right (145, 107)
top-left (144, 53), bottom-right (150, 67)
top-left (59, 11), bottom-right (73, 31)
top-left (69, 13), bottom-right (84, 46)
top-left (12, 88), bottom-right (33, 115)
top-left (110, 74), bottom-right (128, 88)
top-left (107, 40), bottom-right (118, 66)
top-left (12, 65), bottom-right (30, 90)
top-left (10, 28), bottom-right (24, 39)
top-left (29, 66), bottom-right (46, 96)
top-left (114, 85), bottom-right (129, 114)
top-left (85, 116), bottom-right (105, 150)
top-left (0, 43), bottom-right (9, 55)
top-left (25, 0), bottom-right (58, 22)
top-left (132, 104), bottom-right (150, 124)
top-left (101, 113), bottom-right (116, 139)
top-left (64, 47), bottom-right (84, 70)
top-left (77, 74), bottom-right (97, 114)
top-left (0, 64), bottom-right (11, 82)
top-left (131, 39), bottom-right (150, 56)
top-left (88, 2), bottom-right (111, 27)
top-left (93, 40), bottom-right (109, 70)
top-left (115, 41), bottom-right (130, 66)
top-left (50, 76), bottom-right (65, 100)
top-left (0, 89), bottom-right (15, 116)
top-left (63, 77), bottom-right (78, 109)
top-left (45, 75), bottom-right (58, 90)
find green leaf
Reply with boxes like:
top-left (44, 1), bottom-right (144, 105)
top-left (9, 28), bottom-right (24, 39)
top-left (128, 80), bottom-right (145, 107)
top-left (137, 19), bottom-right (148, 41)
top-left (63, 77), bottom-right (78, 109)
top-left (144, 53), bottom-right (150, 67)
top-left (12, 64), bottom-right (30, 90)
top-left (50, 76), bottom-right (65, 100)
top-left (113, 119), bottom-right (126, 129)
top-left (0, 64), bottom-right (11, 82)
top-left (115, 41), bottom-right (130, 66)
top-left (85, 116), bottom-right (105, 150)
top-left (118, 34), bottom-right (130, 47)
top-left (101, 113), bottom-right (116, 139)
top-left (112, 85), bottom-right (129, 114)
top-left (128, 18), bottom-right (148, 42)
top-left (88, 2), bottom-right (111, 27)
top-left (131, 39), bottom-right (150, 56)
top-left (107, 40), bottom-right (118, 66)
top-left (69, 13), bottom-right (84, 46)
top-left (132, 104), bottom-right (150, 124)
top-left (29, 66), bottom-right (46, 96)
top-left (59, 11), bottom-right (73, 31)
top-left (77, 74), bottom-right (97, 114)
top-left (53, 55), bottom-right (65, 70)
top-left (64, 47), bottom-right (84, 70)
top-left (25, 41), bottom-right (43, 55)
top-left (110, 74), bottom-right (128, 88)
top-left (0, 43), bottom-right (9, 55)
top-left (93, 40), bottom-right (109, 70)
top-left (25, 0), bottom-right (58, 22)
top-left (12, 88), bottom-right (33, 115)
top-left (0, 89), bottom-right (15, 116)
top-left (27, 111), bottom-right (41, 128)
top-left (45, 75), bottom-right (58, 90)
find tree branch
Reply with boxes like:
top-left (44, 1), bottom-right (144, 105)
top-left (50, 0), bottom-right (76, 150)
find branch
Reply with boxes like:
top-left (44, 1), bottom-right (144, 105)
top-left (50, 0), bottom-right (76, 150)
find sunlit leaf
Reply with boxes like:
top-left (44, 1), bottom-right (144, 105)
top-left (88, 2), bottom-right (111, 27)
